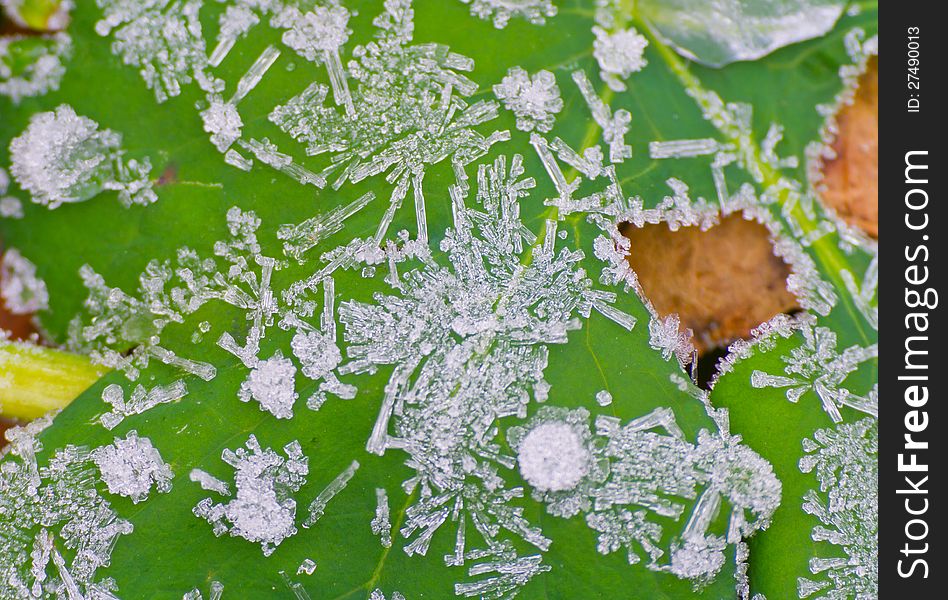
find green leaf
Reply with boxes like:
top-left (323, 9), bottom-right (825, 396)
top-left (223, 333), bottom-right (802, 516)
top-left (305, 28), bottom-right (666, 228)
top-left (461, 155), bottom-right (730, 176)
top-left (1, 0), bottom-right (878, 598)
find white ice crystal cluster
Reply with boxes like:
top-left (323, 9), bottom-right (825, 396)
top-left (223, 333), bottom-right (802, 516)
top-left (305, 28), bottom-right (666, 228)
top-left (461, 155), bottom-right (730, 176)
top-left (95, 0), bottom-right (216, 103)
top-left (8, 105), bottom-right (156, 209)
top-left (0, 248), bottom-right (49, 315)
top-left (493, 67), bottom-right (563, 133)
top-left (751, 323), bottom-right (878, 423)
top-left (508, 403), bottom-right (780, 580)
top-left (0, 32), bottom-right (72, 105)
top-left (592, 25), bottom-right (648, 92)
top-left (193, 435), bottom-right (309, 556)
top-left (460, 0), bottom-right (557, 29)
top-left (797, 419), bottom-right (877, 598)
top-left (0, 419), bottom-right (134, 598)
top-left (269, 0), bottom-right (507, 245)
top-left (93, 430), bottom-right (175, 504)
top-left (0, 167), bottom-right (24, 219)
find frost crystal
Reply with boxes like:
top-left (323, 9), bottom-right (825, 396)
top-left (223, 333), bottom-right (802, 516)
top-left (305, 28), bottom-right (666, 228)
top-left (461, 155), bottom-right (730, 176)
top-left (0, 32), bottom-right (72, 105)
top-left (509, 398), bottom-right (780, 581)
top-left (460, 0), bottom-right (557, 28)
top-left (592, 25), bottom-right (648, 91)
top-left (303, 460), bottom-right (360, 528)
top-left (270, 0), bottom-right (506, 245)
top-left (797, 419), bottom-right (877, 598)
top-left (751, 324), bottom-right (878, 423)
top-left (9, 105), bottom-right (156, 209)
top-left (93, 430), bottom-right (174, 503)
top-left (238, 350), bottom-right (299, 419)
top-left (595, 390), bottom-right (613, 406)
top-left (0, 422), bottom-right (133, 598)
top-left (493, 67), bottom-right (563, 133)
top-left (648, 314), bottom-right (695, 365)
top-left (193, 435), bottom-right (309, 556)
top-left (297, 558), bottom-right (317, 576)
top-left (517, 420), bottom-right (592, 492)
top-left (371, 488), bottom-right (393, 547)
top-left (95, 0), bottom-right (211, 103)
top-left (455, 553), bottom-right (551, 598)
top-left (0, 248), bottom-right (49, 314)
top-left (99, 380), bottom-right (188, 429)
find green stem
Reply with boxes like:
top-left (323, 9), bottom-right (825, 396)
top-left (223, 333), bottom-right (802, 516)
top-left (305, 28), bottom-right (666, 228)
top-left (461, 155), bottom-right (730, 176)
top-left (0, 341), bottom-right (106, 420)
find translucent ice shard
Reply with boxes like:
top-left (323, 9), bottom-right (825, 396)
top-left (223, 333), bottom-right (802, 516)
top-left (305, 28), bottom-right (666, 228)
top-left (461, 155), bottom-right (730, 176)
top-left (93, 430), bottom-right (174, 503)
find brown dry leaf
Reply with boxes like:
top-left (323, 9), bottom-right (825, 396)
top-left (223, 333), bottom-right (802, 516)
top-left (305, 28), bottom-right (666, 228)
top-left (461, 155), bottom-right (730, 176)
top-left (622, 217), bottom-right (799, 354)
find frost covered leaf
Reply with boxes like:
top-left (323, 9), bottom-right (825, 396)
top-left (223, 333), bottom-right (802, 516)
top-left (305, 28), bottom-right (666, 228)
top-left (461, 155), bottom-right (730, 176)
top-left (0, 0), bottom-right (877, 597)
top-left (638, 0), bottom-right (847, 68)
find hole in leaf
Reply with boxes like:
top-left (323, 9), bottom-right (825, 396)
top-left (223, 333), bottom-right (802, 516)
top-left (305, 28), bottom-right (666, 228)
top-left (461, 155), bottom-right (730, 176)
top-left (818, 57), bottom-right (878, 238)
top-left (621, 215), bottom-right (799, 377)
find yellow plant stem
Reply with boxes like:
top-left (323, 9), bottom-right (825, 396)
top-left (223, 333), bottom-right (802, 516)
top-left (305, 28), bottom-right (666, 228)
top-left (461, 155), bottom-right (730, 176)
top-left (0, 340), bottom-right (106, 420)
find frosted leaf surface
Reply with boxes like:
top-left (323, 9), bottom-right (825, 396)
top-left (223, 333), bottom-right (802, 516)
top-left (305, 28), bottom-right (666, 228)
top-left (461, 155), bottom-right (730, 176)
top-left (638, 0), bottom-right (846, 68)
top-left (459, 0), bottom-right (557, 28)
top-left (95, 0), bottom-right (211, 103)
top-left (93, 430), bottom-right (174, 503)
top-left (0, 420), bottom-right (133, 598)
top-left (192, 435), bottom-right (308, 556)
top-left (493, 67), bottom-right (563, 133)
top-left (750, 323), bottom-right (878, 423)
top-left (0, 33), bottom-right (72, 105)
top-left (592, 26), bottom-right (648, 92)
top-left (9, 105), bottom-right (156, 209)
top-left (269, 0), bottom-right (506, 245)
top-left (0, 248), bottom-right (49, 314)
top-left (796, 419), bottom-right (877, 598)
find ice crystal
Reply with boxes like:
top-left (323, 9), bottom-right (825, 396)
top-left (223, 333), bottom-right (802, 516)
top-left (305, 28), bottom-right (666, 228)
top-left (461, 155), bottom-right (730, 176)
top-left (506, 396), bottom-right (779, 580)
top-left (184, 580), bottom-right (224, 600)
top-left (270, 0), bottom-right (506, 245)
top-left (508, 407), bottom-right (606, 517)
top-left (93, 430), bottom-right (174, 504)
top-left (303, 460), bottom-right (359, 528)
top-left (460, 0), bottom-right (557, 28)
top-left (238, 350), bottom-right (299, 419)
top-left (372, 488), bottom-right (393, 547)
top-left (9, 105), bottom-right (156, 209)
top-left (297, 558), bottom-right (317, 576)
top-left (595, 390), bottom-right (613, 406)
top-left (571, 70), bottom-right (633, 163)
top-left (0, 32), bottom-right (72, 105)
top-left (648, 314), bottom-right (695, 365)
top-left (0, 421), bottom-right (133, 598)
top-left (751, 323), bottom-right (878, 423)
top-left (67, 261), bottom-right (216, 382)
top-left (493, 67), bottom-right (563, 133)
top-left (797, 419), bottom-right (877, 598)
top-left (201, 95), bottom-right (244, 153)
top-left (99, 380), bottom-right (188, 429)
top-left (192, 435), bottom-right (309, 556)
top-left (592, 25), bottom-right (648, 92)
top-left (0, 248), bottom-right (49, 314)
top-left (455, 553), bottom-right (551, 599)
top-left (0, 196), bottom-right (23, 219)
top-left (95, 0), bottom-right (212, 103)
top-left (369, 590), bottom-right (406, 600)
